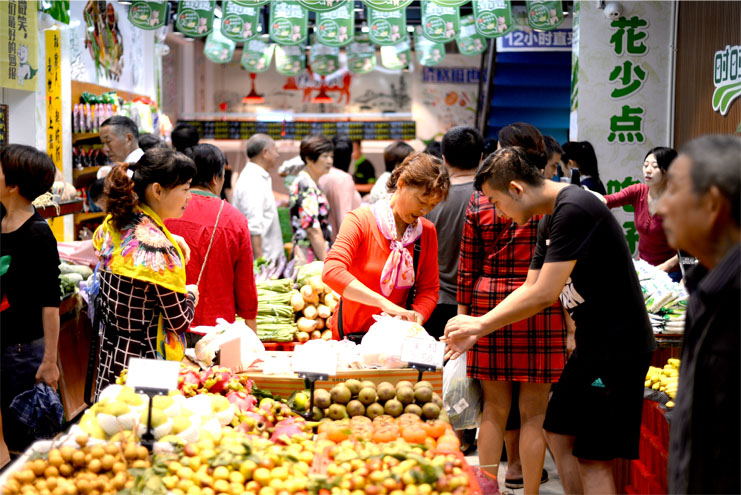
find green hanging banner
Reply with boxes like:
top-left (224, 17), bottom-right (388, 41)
top-left (40, 0), bottom-right (70, 25)
top-left (456, 15), bottom-right (488, 55)
top-left (420, 2), bottom-right (460, 43)
top-left (413, 27), bottom-right (445, 67)
top-left (236, 0), bottom-right (269, 5)
top-left (269, 1), bottom-right (309, 46)
top-left (368, 8), bottom-right (407, 47)
top-left (380, 40), bottom-right (411, 70)
top-left (297, 0), bottom-right (349, 13)
top-left (128, 1), bottom-right (169, 30)
top-left (275, 45), bottom-right (306, 76)
top-left (176, 0), bottom-right (216, 38)
top-left (361, 0), bottom-right (413, 12)
top-left (315, 2), bottom-right (354, 47)
top-left (309, 43), bottom-right (340, 76)
top-left (221, 1), bottom-right (261, 43)
top-left (430, 0), bottom-right (470, 7)
top-left (526, 0), bottom-right (564, 30)
top-left (472, 0), bottom-right (514, 37)
top-left (204, 19), bottom-right (236, 63)
top-left (241, 37), bottom-right (275, 72)
top-left (347, 34), bottom-right (377, 74)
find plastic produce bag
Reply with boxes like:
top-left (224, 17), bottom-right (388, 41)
top-left (358, 313), bottom-right (432, 368)
top-left (192, 319), bottom-right (265, 366)
top-left (443, 353), bottom-right (483, 430)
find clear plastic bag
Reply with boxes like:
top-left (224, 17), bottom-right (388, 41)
top-left (358, 313), bottom-right (431, 368)
top-left (443, 353), bottom-right (483, 430)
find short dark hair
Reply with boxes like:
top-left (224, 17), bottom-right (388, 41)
top-left (383, 141), bottom-right (414, 173)
top-left (246, 133), bottom-right (274, 159)
top-left (332, 135), bottom-right (353, 172)
top-left (88, 178), bottom-right (107, 205)
top-left (561, 141), bottom-right (601, 180)
top-left (475, 147), bottom-right (545, 192)
top-left (543, 136), bottom-right (563, 161)
top-left (300, 134), bottom-right (333, 164)
top-left (644, 146), bottom-right (677, 173)
top-left (498, 122), bottom-right (547, 170)
top-left (387, 151), bottom-right (450, 200)
top-left (101, 116), bottom-right (139, 142)
top-left (171, 123), bottom-right (200, 153)
top-left (185, 143), bottom-right (227, 188)
top-left (138, 133), bottom-right (165, 152)
top-left (423, 141), bottom-right (442, 159)
top-left (0, 144), bottom-right (56, 201)
top-left (483, 138), bottom-right (498, 157)
top-left (682, 135), bottom-right (741, 226)
top-left (442, 126), bottom-right (483, 170)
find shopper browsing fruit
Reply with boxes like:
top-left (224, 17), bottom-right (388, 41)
top-left (443, 147), bottom-right (655, 494)
top-left (0, 145), bottom-right (62, 452)
top-left (604, 147), bottom-right (681, 281)
top-left (92, 148), bottom-right (199, 399)
top-left (323, 151), bottom-right (449, 340)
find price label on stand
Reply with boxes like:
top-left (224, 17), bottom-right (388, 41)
top-left (292, 343), bottom-right (338, 377)
top-left (126, 358), bottom-right (180, 393)
top-left (401, 338), bottom-right (446, 370)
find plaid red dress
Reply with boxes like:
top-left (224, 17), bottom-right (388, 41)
top-left (457, 191), bottom-right (566, 383)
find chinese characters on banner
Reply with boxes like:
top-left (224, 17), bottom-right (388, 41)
top-left (46, 29), bottom-right (62, 170)
top-left (607, 16), bottom-right (649, 143)
top-left (0, 0), bottom-right (39, 91)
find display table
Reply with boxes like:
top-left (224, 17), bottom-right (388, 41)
top-left (624, 400), bottom-right (670, 494)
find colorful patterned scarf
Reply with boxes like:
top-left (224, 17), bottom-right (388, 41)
top-left (371, 197), bottom-right (423, 297)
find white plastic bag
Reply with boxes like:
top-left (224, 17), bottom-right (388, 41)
top-left (192, 319), bottom-right (265, 366)
top-left (358, 313), bottom-right (432, 368)
top-left (442, 353), bottom-right (483, 430)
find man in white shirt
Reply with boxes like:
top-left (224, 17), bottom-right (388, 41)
top-left (99, 116), bottom-right (144, 165)
top-left (233, 134), bottom-right (284, 261)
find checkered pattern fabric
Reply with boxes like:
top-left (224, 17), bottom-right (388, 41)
top-left (457, 191), bottom-right (567, 383)
top-left (94, 271), bottom-right (195, 399)
top-left (9, 383), bottom-right (64, 439)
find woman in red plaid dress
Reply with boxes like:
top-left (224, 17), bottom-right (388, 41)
top-left (457, 123), bottom-right (567, 493)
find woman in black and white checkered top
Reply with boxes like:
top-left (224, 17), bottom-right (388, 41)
top-left (92, 148), bottom-right (199, 398)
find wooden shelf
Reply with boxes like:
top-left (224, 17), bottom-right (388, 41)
top-left (72, 132), bottom-right (100, 144)
top-left (73, 166), bottom-right (101, 181)
top-left (37, 200), bottom-right (84, 219)
top-left (74, 212), bottom-right (105, 222)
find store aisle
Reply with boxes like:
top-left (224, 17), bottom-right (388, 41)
top-left (465, 450), bottom-right (565, 495)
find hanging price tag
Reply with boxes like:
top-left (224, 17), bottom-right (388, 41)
top-left (126, 358), bottom-right (180, 393)
top-left (400, 338), bottom-right (445, 370)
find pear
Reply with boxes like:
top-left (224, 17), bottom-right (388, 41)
top-left (344, 379), bottom-right (362, 396)
top-left (314, 389), bottom-right (331, 409)
top-left (358, 387), bottom-right (378, 406)
top-left (330, 384), bottom-right (352, 405)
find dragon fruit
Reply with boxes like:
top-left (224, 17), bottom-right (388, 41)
top-left (270, 416), bottom-right (309, 445)
top-left (226, 390), bottom-right (257, 414)
top-left (200, 366), bottom-right (233, 395)
top-left (178, 369), bottom-right (202, 397)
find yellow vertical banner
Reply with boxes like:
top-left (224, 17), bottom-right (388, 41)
top-left (0, 0), bottom-right (39, 91)
top-left (46, 28), bottom-right (62, 170)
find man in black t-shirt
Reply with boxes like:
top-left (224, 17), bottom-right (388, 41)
top-left (443, 146), bottom-right (655, 494)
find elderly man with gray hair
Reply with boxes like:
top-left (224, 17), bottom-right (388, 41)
top-left (658, 134), bottom-right (740, 494)
top-left (233, 134), bottom-right (284, 261)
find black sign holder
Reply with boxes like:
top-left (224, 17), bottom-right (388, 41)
top-left (297, 372), bottom-right (329, 420)
top-left (134, 386), bottom-right (170, 451)
top-left (407, 362), bottom-right (437, 383)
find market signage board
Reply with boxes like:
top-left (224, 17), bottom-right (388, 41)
top-left (0, 0), bottom-right (39, 91)
top-left (315, 1), bottom-right (354, 47)
top-left (220, 1), bottom-right (261, 43)
top-left (176, 0), bottom-right (216, 38)
top-left (368, 8), bottom-right (407, 47)
top-left (347, 34), bottom-right (377, 74)
top-left (525, 0), bottom-right (564, 31)
top-left (127, 358), bottom-right (180, 392)
top-left (472, 0), bottom-right (514, 38)
top-left (362, 0), bottom-right (413, 13)
top-left (457, 15), bottom-right (488, 55)
top-left (128, 0), bottom-right (169, 30)
top-left (571, 2), bottom-right (673, 254)
top-left (310, 42), bottom-right (340, 76)
top-left (297, 0), bottom-right (349, 13)
top-left (400, 338), bottom-right (445, 370)
top-left (241, 37), bottom-right (275, 72)
top-left (414, 27), bottom-right (446, 67)
top-left (204, 19), bottom-right (236, 63)
top-left (275, 45), bottom-right (306, 76)
top-left (380, 40), bottom-right (411, 70)
top-left (496, 28), bottom-right (572, 52)
top-left (712, 45), bottom-right (741, 116)
top-left (421, 3), bottom-right (460, 44)
top-left (46, 29), bottom-right (62, 170)
top-left (270, 1), bottom-right (309, 46)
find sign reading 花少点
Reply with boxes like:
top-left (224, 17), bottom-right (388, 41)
top-left (310, 43), bottom-right (340, 76)
top-left (368, 8), bottom-right (407, 47)
top-left (204, 19), bottom-right (236, 63)
top-left (176, 0), bottom-right (215, 38)
top-left (414, 26), bottom-right (445, 67)
top-left (712, 45), bottom-right (741, 116)
top-left (473, 0), bottom-right (514, 38)
top-left (526, 0), bottom-right (564, 31)
top-left (315, 2), bottom-right (354, 47)
top-left (221, 1), bottom-right (261, 43)
top-left (1, 0), bottom-right (39, 91)
top-left (457, 15), bottom-right (488, 55)
top-left (275, 45), bottom-right (306, 76)
top-left (421, 3), bottom-right (460, 44)
top-left (362, 0), bottom-right (413, 12)
top-left (347, 34), bottom-right (376, 74)
top-left (128, 0), bottom-right (168, 30)
top-left (297, 0), bottom-right (348, 12)
top-left (269, 1), bottom-right (309, 46)
top-left (241, 37), bottom-right (274, 72)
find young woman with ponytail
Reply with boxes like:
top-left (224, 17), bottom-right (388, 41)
top-left (92, 147), bottom-right (198, 397)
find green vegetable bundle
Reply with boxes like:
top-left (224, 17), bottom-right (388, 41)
top-left (256, 314), bottom-right (295, 325)
top-left (257, 324), bottom-right (297, 343)
top-left (256, 279), bottom-right (294, 293)
top-left (256, 290), bottom-right (292, 305)
top-left (257, 304), bottom-right (294, 319)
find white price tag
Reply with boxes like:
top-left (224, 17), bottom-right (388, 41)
top-left (400, 338), bottom-right (445, 369)
top-left (126, 358), bottom-right (180, 392)
top-left (292, 341), bottom-right (338, 377)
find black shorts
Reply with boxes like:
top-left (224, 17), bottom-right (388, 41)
top-left (543, 351), bottom-right (651, 461)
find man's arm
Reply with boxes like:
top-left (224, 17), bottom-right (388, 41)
top-left (36, 307), bottom-right (60, 389)
top-left (251, 235), bottom-right (263, 260)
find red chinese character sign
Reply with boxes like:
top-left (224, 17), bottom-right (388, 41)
top-left (0, 0), bottom-right (39, 91)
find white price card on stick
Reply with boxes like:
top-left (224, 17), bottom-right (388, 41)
top-left (401, 338), bottom-right (445, 369)
top-left (292, 341), bottom-right (338, 377)
top-left (126, 358), bottom-right (180, 392)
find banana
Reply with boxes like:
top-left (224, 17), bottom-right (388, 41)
top-left (666, 401), bottom-right (675, 408)
top-left (652, 382), bottom-right (660, 390)
top-left (644, 379), bottom-right (652, 388)
top-left (667, 358), bottom-right (681, 368)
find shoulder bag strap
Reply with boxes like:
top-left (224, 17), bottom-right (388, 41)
top-left (405, 237), bottom-right (422, 310)
top-left (337, 298), bottom-right (345, 340)
top-left (195, 200), bottom-right (225, 287)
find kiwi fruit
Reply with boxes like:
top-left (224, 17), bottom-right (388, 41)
top-left (366, 402), bottom-right (385, 419)
top-left (346, 400), bottom-right (365, 417)
top-left (358, 387), bottom-right (378, 406)
top-left (396, 387), bottom-right (415, 405)
top-left (314, 389), bottom-right (331, 409)
top-left (384, 399), bottom-right (404, 417)
top-left (330, 384), bottom-right (352, 405)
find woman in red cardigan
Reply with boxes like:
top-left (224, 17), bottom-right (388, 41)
top-left (605, 147), bottom-right (681, 281)
top-left (323, 152), bottom-right (450, 340)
